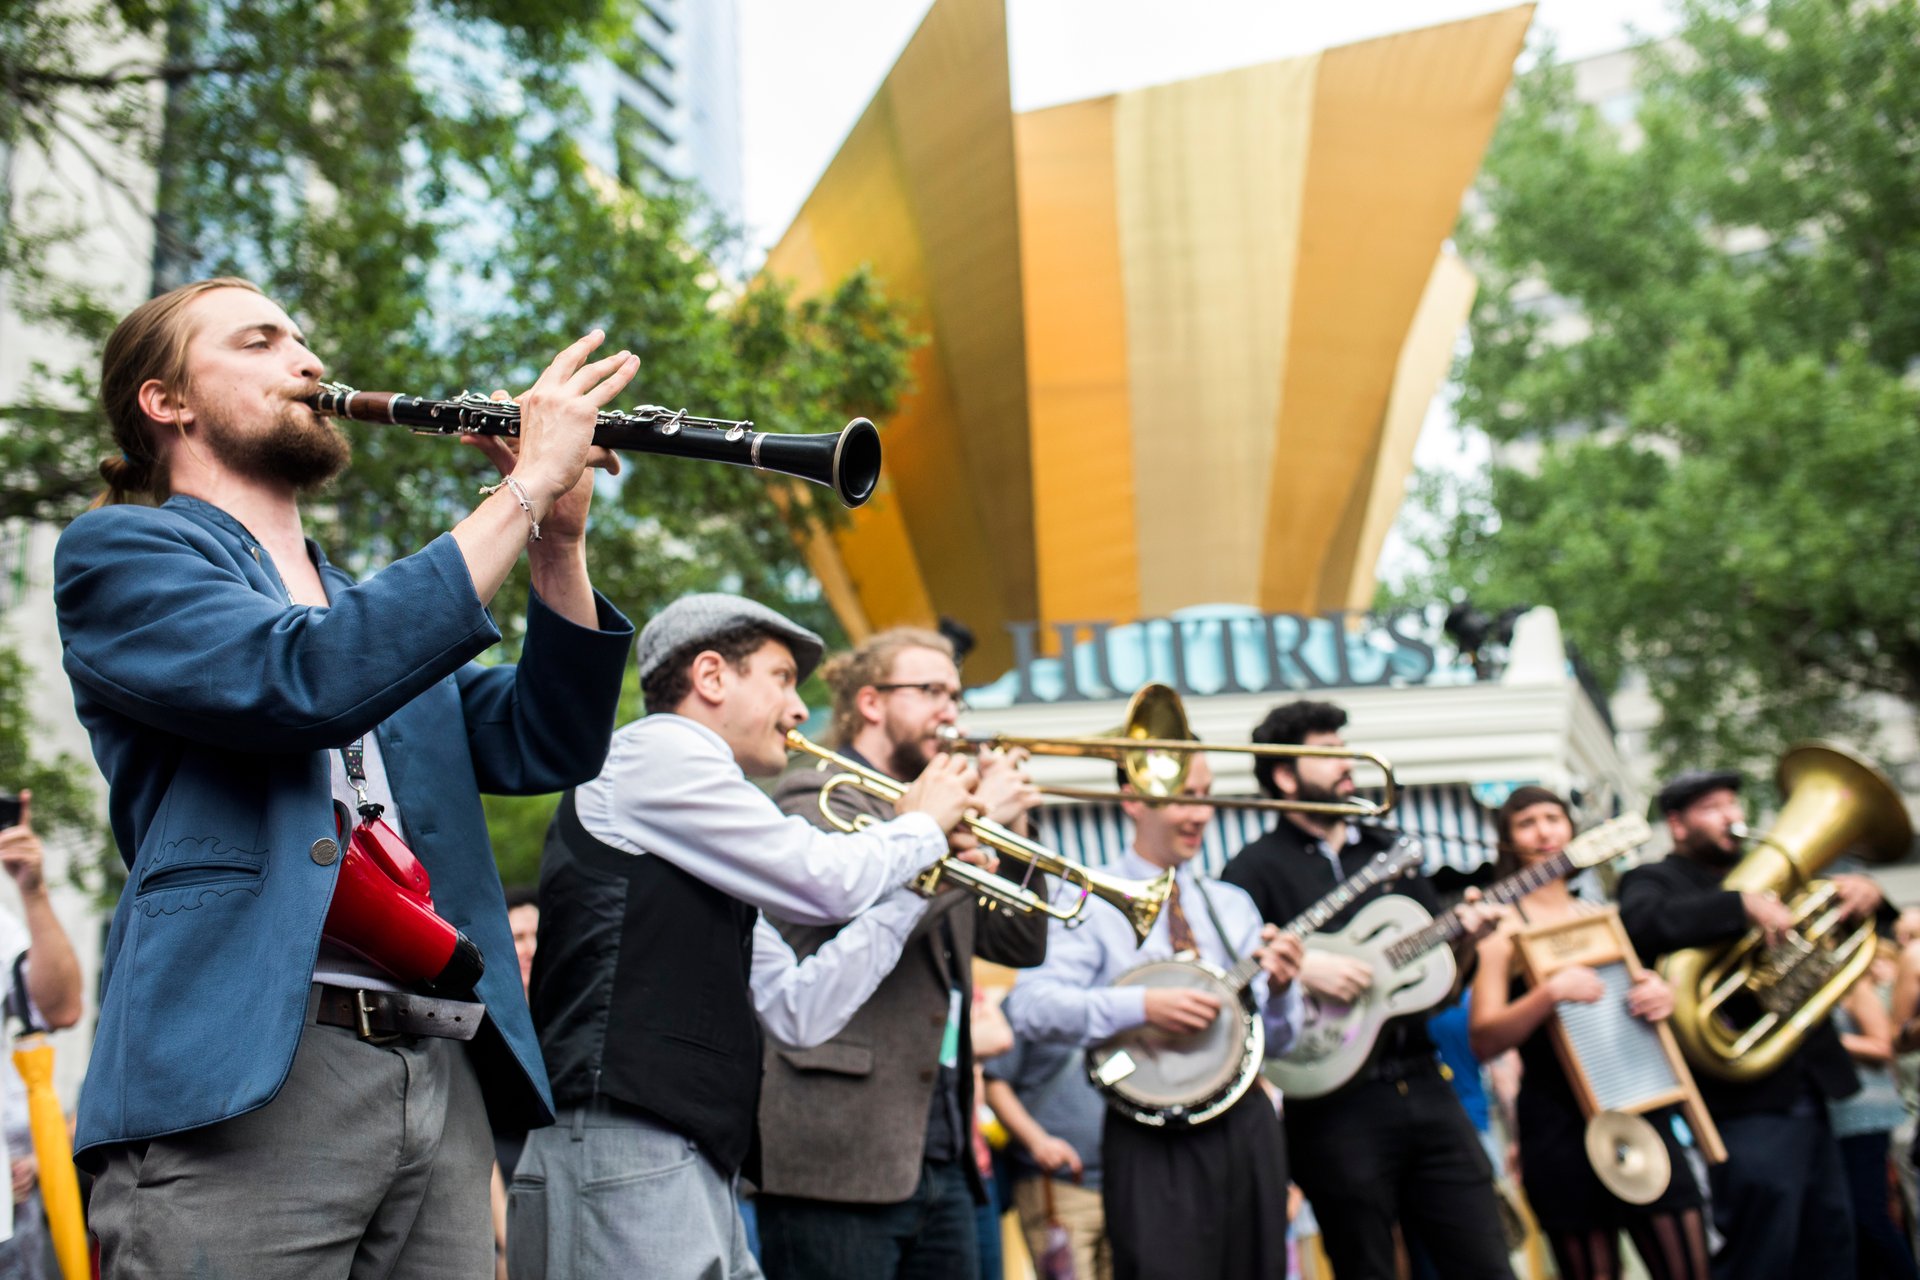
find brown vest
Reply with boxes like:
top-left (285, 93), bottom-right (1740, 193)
top-left (752, 754), bottom-right (1048, 1203)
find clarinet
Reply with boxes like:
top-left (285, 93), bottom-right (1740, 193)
top-left (306, 382), bottom-right (882, 509)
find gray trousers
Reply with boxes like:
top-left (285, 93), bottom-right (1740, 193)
top-left (507, 1105), bottom-right (760, 1280)
top-left (89, 1007), bottom-right (493, 1280)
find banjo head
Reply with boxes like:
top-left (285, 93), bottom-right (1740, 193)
top-left (1088, 958), bottom-right (1263, 1125)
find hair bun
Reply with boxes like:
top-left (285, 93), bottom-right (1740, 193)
top-left (90, 452), bottom-right (153, 508)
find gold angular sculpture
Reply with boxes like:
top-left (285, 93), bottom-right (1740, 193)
top-left (767, 0), bottom-right (1533, 676)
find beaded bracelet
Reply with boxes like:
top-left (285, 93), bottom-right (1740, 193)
top-left (479, 475), bottom-right (542, 541)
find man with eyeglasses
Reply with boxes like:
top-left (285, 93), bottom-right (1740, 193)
top-left (755, 627), bottom-right (1047, 1280)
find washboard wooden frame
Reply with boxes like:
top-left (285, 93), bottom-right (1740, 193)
top-left (1514, 908), bottom-right (1726, 1164)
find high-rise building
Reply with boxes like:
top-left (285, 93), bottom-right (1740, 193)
top-left (604, 0), bottom-right (745, 227)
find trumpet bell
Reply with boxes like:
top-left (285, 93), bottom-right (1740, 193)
top-left (788, 729), bottom-right (1170, 943)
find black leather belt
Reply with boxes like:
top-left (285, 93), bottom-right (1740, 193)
top-left (1365, 1053), bottom-right (1441, 1084)
top-left (315, 984), bottom-right (486, 1043)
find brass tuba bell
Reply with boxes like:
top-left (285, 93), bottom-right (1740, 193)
top-left (1664, 742), bottom-right (1913, 1082)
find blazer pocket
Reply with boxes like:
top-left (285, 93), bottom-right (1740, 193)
top-left (775, 1041), bottom-right (873, 1077)
top-left (132, 835), bottom-right (268, 905)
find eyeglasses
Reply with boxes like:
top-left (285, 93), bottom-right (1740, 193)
top-left (872, 682), bottom-right (968, 712)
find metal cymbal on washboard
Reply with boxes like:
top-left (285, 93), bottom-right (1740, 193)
top-left (1584, 1111), bottom-right (1671, 1205)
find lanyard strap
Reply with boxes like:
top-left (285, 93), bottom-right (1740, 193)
top-left (1189, 876), bottom-right (1242, 966)
top-left (339, 739), bottom-right (384, 822)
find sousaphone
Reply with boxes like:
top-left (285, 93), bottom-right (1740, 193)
top-left (1664, 742), bottom-right (1913, 1082)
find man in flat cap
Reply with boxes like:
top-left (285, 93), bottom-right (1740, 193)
top-left (509, 594), bottom-right (989, 1279)
top-left (1620, 767), bottom-right (1882, 1280)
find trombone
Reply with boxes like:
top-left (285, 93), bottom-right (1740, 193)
top-left (784, 729), bottom-right (1172, 943)
top-left (935, 683), bottom-right (1399, 818)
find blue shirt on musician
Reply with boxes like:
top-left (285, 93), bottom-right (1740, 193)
top-left (1001, 848), bottom-right (1303, 1057)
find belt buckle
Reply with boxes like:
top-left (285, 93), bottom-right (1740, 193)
top-left (353, 989), bottom-right (404, 1046)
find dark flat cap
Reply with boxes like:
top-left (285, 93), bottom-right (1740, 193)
top-left (637, 593), bottom-right (824, 683)
top-left (1656, 769), bottom-right (1743, 816)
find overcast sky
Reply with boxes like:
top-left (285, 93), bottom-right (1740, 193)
top-left (737, 0), bottom-right (1681, 255)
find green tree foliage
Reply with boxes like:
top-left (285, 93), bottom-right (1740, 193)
top-left (3, 0), bottom-right (916, 880)
top-left (1407, 0), bottom-right (1920, 773)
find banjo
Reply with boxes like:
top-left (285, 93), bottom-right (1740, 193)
top-left (1086, 842), bottom-right (1425, 1127)
top-left (1269, 813), bottom-right (1653, 1100)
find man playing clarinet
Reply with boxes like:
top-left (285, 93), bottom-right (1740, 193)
top-left (55, 278), bottom-right (636, 1276)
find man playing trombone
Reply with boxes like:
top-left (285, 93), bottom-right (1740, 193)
top-left (512, 598), bottom-right (986, 1280)
top-left (754, 627), bottom-right (1047, 1280)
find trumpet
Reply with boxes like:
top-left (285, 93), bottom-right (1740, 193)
top-left (306, 383), bottom-right (882, 508)
top-left (936, 683), bottom-right (1399, 818)
top-left (784, 730), bottom-right (1172, 943)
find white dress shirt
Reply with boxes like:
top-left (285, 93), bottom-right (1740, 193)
top-left (312, 732), bottom-right (408, 992)
top-left (1003, 848), bottom-right (1302, 1058)
top-left (574, 714), bottom-right (947, 926)
top-left (750, 887), bottom-right (931, 1049)
top-left (575, 714), bottom-right (950, 1044)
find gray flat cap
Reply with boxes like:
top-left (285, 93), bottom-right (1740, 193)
top-left (636, 592), bottom-right (825, 683)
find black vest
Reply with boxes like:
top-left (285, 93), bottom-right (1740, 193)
top-left (530, 792), bottom-right (762, 1172)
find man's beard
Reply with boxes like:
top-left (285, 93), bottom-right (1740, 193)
top-left (203, 398), bottom-right (351, 492)
top-left (882, 706), bottom-right (938, 782)
top-left (1680, 828), bottom-right (1742, 866)
top-left (1292, 778), bottom-right (1350, 809)
top-left (887, 737), bottom-right (932, 783)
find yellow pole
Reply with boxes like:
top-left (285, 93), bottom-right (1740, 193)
top-left (12, 1035), bottom-right (87, 1280)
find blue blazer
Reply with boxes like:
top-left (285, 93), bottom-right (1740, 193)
top-left (54, 495), bottom-right (632, 1161)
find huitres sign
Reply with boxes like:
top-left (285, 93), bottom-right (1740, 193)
top-left (974, 606), bottom-right (1448, 707)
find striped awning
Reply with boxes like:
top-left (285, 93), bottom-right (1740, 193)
top-left (1033, 783), bottom-right (1500, 879)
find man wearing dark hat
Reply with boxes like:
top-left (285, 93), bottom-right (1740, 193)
top-left (509, 594), bottom-right (986, 1279)
top-left (1619, 768), bottom-right (1881, 1280)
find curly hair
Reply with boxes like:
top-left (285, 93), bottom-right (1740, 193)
top-left (817, 627), bottom-right (955, 748)
top-left (1249, 700), bottom-right (1348, 798)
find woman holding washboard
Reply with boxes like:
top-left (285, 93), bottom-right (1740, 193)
top-left (1468, 787), bottom-right (1709, 1280)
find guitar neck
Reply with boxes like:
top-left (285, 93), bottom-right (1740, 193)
top-left (1284, 856), bottom-right (1409, 939)
top-left (1239, 846), bottom-right (1423, 995)
top-left (1382, 851), bottom-right (1574, 967)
